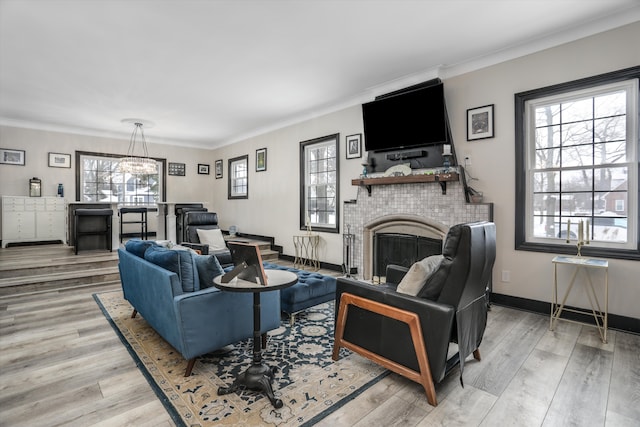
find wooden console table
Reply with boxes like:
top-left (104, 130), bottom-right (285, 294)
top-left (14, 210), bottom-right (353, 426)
top-left (352, 172), bottom-right (459, 196)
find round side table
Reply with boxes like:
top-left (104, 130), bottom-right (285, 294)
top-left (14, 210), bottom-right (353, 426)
top-left (213, 269), bottom-right (297, 408)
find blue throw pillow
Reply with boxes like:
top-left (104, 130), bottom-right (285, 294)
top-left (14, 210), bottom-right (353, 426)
top-left (194, 254), bottom-right (224, 289)
top-left (144, 246), bottom-right (200, 292)
top-left (125, 239), bottom-right (158, 258)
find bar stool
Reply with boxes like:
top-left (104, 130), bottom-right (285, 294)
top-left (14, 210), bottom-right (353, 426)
top-left (119, 207), bottom-right (148, 243)
top-left (74, 208), bottom-right (113, 255)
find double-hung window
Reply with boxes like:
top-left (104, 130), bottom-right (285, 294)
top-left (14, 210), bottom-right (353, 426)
top-left (300, 134), bottom-right (340, 233)
top-left (228, 155), bottom-right (248, 199)
top-left (515, 67), bottom-right (639, 259)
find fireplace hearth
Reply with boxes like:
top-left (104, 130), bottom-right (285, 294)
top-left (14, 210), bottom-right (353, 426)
top-left (344, 177), bottom-right (492, 280)
top-left (373, 233), bottom-right (442, 276)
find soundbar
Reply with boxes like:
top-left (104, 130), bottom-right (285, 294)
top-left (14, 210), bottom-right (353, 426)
top-left (385, 150), bottom-right (427, 161)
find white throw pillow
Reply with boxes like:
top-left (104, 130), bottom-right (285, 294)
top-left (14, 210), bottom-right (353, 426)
top-left (196, 228), bottom-right (227, 251)
top-left (396, 255), bottom-right (444, 296)
top-left (170, 244), bottom-right (199, 254)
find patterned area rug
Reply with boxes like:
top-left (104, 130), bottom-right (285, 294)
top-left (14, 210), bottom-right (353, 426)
top-left (94, 291), bottom-right (388, 426)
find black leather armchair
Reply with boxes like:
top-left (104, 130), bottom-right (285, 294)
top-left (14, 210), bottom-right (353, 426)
top-left (181, 211), bottom-right (233, 266)
top-left (175, 203), bottom-right (207, 243)
top-left (332, 221), bottom-right (496, 406)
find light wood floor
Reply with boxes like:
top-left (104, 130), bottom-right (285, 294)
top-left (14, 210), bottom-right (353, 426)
top-left (1, 244), bottom-right (638, 426)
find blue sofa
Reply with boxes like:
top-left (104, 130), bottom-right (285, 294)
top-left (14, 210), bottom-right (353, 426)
top-left (117, 240), bottom-right (281, 376)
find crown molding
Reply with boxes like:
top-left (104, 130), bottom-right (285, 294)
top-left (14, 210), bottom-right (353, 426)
top-left (3, 8), bottom-right (638, 150)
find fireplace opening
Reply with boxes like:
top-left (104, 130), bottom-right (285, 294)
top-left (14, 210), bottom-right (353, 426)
top-left (373, 233), bottom-right (443, 276)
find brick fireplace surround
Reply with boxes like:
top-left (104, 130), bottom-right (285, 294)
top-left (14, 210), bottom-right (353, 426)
top-left (343, 176), bottom-right (493, 280)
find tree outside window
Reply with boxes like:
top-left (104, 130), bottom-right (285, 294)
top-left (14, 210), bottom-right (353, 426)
top-left (77, 152), bottom-right (163, 205)
top-left (515, 67), bottom-right (639, 259)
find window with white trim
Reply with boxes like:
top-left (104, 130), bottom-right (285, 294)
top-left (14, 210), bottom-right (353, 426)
top-left (515, 67), bottom-right (639, 259)
top-left (300, 134), bottom-right (340, 233)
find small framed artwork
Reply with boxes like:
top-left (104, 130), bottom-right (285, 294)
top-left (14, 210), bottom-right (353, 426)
top-left (48, 152), bottom-right (71, 168)
top-left (198, 163), bottom-right (210, 175)
top-left (215, 159), bottom-right (223, 179)
top-left (0, 148), bottom-right (25, 166)
top-left (168, 162), bottom-right (186, 176)
top-left (346, 134), bottom-right (362, 159)
top-left (256, 148), bottom-right (267, 172)
top-left (467, 104), bottom-right (494, 141)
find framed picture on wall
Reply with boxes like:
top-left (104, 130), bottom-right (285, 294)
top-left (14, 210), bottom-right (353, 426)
top-left (467, 104), bottom-right (495, 140)
top-left (256, 148), bottom-right (267, 172)
top-left (168, 162), bottom-right (186, 176)
top-left (48, 152), bottom-right (71, 168)
top-left (346, 134), bottom-right (362, 159)
top-left (0, 148), bottom-right (25, 165)
top-left (215, 159), bottom-right (223, 179)
top-left (198, 163), bottom-right (210, 175)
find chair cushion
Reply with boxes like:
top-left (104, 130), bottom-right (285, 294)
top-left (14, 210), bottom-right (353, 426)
top-left (194, 254), bottom-right (224, 289)
top-left (397, 255), bottom-right (444, 297)
top-left (125, 239), bottom-right (158, 258)
top-left (417, 256), bottom-right (453, 301)
top-left (196, 228), bottom-right (227, 250)
top-left (144, 246), bottom-right (200, 292)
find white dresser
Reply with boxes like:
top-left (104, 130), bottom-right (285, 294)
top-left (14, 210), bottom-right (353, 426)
top-left (1, 196), bottom-right (66, 248)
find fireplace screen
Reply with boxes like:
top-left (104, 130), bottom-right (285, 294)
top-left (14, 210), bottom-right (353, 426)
top-left (373, 233), bottom-right (443, 276)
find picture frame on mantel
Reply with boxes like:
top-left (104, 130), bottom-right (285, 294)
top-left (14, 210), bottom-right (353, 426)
top-left (467, 104), bottom-right (494, 141)
top-left (346, 134), bottom-right (362, 159)
top-left (0, 148), bottom-right (25, 166)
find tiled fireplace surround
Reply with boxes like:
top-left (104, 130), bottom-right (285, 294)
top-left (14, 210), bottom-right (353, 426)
top-left (344, 178), bottom-right (493, 279)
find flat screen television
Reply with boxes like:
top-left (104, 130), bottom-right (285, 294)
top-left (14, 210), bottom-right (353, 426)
top-left (221, 241), bottom-right (269, 285)
top-left (362, 83), bottom-right (449, 152)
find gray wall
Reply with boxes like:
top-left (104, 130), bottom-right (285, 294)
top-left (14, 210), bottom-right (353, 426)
top-left (1, 22), bottom-right (638, 319)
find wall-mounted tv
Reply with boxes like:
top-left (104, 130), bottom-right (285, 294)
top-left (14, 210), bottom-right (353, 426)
top-left (362, 82), bottom-right (450, 152)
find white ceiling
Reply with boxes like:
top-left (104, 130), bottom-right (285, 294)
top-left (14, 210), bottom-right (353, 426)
top-left (1, 0), bottom-right (639, 149)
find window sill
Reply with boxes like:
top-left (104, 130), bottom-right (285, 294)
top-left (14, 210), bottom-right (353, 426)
top-left (516, 241), bottom-right (640, 261)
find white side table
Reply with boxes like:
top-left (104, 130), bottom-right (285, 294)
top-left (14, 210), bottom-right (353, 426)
top-left (551, 255), bottom-right (609, 343)
top-left (293, 234), bottom-right (320, 271)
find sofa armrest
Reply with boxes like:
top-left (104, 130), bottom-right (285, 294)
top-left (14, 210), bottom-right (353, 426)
top-left (386, 264), bottom-right (409, 285)
top-left (336, 278), bottom-right (454, 321)
top-left (180, 242), bottom-right (209, 255)
top-left (211, 249), bottom-right (233, 267)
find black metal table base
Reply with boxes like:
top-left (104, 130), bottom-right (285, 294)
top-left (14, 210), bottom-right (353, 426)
top-left (213, 273), bottom-right (298, 410)
top-left (217, 362), bottom-right (283, 408)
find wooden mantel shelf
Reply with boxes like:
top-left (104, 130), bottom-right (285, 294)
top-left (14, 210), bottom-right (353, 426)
top-left (352, 172), bottom-right (459, 196)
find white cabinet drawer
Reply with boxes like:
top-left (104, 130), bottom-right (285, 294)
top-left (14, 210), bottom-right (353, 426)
top-left (3, 211), bottom-right (36, 239)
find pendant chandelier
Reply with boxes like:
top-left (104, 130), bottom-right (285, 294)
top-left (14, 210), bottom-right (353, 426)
top-left (119, 119), bottom-right (157, 174)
